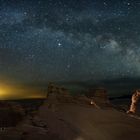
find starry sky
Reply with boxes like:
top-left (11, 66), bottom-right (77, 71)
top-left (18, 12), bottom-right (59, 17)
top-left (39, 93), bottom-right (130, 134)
top-left (0, 0), bottom-right (140, 86)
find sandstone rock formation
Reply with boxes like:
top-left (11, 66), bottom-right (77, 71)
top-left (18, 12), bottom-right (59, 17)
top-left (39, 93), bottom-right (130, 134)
top-left (85, 87), bottom-right (111, 108)
top-left (127, 89), bottom-right (140, 114)
top-left (47, 82), bottom-right (70, 97)
top-left (46, 83), bottom-right (74, 111)
top-left (47, 83), bottom-right (97, 108)
top-left (1, 85), bottom-right (140, 140)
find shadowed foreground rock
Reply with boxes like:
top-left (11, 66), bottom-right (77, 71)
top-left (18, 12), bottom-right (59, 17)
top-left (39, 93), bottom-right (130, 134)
top-left (0, 101), bottom-right (25, 128)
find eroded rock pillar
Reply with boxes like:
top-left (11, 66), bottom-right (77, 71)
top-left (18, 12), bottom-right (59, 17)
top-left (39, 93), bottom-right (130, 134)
top-left (127, 90), bottom-right (140, 114)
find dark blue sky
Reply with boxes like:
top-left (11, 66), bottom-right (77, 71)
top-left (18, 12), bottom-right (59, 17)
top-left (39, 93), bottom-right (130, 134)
top-left (0, 0), bottom-right (140, 84)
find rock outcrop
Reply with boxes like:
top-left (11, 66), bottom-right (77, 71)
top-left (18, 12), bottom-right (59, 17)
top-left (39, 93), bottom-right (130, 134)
top-left (0, 101), bottom-right (25, 128)
top-left (46, 83), bottom-right (100, 109)
top-left (47, 82), bottom-right (69, 96)
top-left (127, 89), bottom-right (140, 114)
top-left (85, 87), bottom-right (111, 108)
top-left (1, 85), bottom-right (140, 140)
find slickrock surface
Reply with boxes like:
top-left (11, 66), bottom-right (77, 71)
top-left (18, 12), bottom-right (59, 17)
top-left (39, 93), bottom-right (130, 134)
top-left (0, 92), bottom-right (140, 140)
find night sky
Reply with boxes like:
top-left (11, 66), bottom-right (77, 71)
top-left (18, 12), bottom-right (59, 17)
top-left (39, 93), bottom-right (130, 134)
top-left (0, 0), bottom-right (140, 85)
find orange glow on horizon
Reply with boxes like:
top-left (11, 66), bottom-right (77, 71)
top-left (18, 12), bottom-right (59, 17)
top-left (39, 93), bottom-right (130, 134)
top-left (0, 84), bottom-right (46, 100)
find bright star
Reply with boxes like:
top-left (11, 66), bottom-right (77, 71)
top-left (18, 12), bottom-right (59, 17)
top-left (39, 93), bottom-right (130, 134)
top-left (58, 43), bottom-right (62, 47)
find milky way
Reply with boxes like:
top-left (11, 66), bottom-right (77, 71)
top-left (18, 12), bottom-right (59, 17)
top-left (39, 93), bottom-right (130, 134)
top-left (0, 0), bottom-right (140, 84)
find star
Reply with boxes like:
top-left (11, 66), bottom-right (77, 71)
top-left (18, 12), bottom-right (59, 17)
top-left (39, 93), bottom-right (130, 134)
top-left (58, 42), bottom-right (62, 47)
top-left (67, 64), bottom-right (70, 68)
top-left (0, 0), bottom-right (139, 86)
top-left (127, 3), bottom-right (130, 6)
top-left (103, 2), bottom-right (107, 6)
